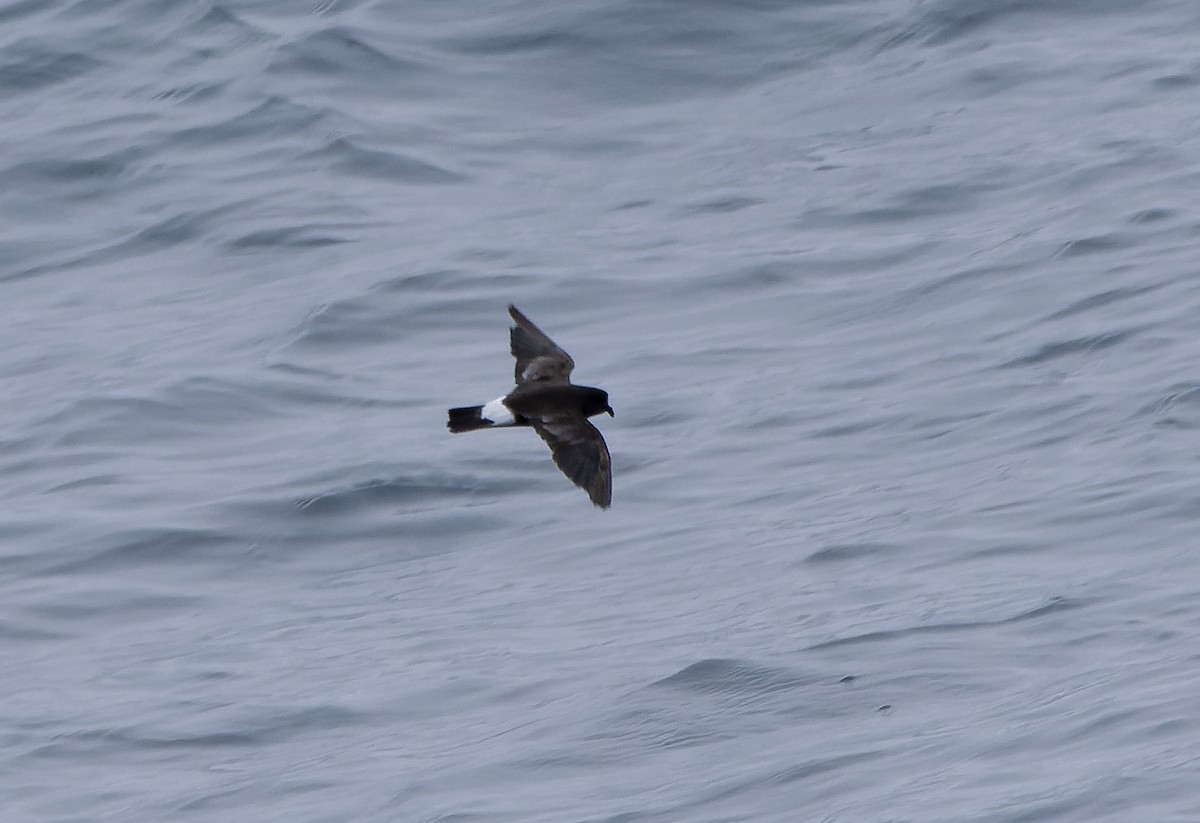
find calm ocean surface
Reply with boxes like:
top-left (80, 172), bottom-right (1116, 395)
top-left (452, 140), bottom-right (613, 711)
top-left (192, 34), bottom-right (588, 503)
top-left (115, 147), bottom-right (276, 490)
top-left (4, 1), bottom-right (1200, 820)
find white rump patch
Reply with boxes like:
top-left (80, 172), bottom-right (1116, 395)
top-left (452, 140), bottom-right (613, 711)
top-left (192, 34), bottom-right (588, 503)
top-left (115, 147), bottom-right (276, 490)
top-left (480, 396), bottom-right (515, 426)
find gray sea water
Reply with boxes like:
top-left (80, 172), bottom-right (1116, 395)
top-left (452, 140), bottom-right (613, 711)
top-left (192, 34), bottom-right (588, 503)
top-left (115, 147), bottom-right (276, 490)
top-left (4, 1), bottom-right (1200, 820)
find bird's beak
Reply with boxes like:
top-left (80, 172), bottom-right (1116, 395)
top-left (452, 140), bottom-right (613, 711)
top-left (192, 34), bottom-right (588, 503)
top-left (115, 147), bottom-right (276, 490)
top-left (606, 406), bottom-right (615, 417)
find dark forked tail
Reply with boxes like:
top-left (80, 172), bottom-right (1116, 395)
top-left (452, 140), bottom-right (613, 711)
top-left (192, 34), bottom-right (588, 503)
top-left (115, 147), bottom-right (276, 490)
top-left (448, 405), bottom-right (493, 433)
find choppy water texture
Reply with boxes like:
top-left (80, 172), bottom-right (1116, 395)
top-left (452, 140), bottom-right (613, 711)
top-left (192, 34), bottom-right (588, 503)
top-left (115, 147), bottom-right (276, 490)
top-left (4, 0), bottom-right (1200, 820)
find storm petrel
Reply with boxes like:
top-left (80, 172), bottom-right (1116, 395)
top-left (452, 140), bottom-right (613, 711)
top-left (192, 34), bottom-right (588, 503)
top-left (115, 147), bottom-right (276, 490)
top-left (447, 305), bottom-right (614, 508)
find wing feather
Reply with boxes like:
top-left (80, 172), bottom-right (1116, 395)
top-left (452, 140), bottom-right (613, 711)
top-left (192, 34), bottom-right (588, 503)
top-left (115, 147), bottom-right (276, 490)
top-left (530, 417), bottom-right (612, 509)
top-left (509, 304), bottom-right (575, 386)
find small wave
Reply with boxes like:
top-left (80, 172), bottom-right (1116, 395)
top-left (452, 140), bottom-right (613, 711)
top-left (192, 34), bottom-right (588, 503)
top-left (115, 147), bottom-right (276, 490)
top-left (303, 137), bottom-right (463, 185)
top-left (38, 526), bottom-right (239, 577)
top-left (806, 597), bottom-right (1086, 650)
top-left (267, 26), bottom-right (430, 82)
top-left (999, 329), bottom-right (1139, 369)
top-left (804, 542), bottom-right (897, 564)
top-left (0, 40), bottom-right (102, 94)
top-left (879, 0), bottom-right (1128, 49)
top-left (295, 473), bottom-right (492, 514)
top-left (1139, 383), bottom-right (1200, 429)
top-left (651, 657), bottom-right (821, 696)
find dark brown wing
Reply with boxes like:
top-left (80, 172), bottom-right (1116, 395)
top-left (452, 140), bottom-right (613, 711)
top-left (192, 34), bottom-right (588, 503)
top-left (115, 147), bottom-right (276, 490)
top-left (509, 304), bottom-right (575, 386)
top-left (530, 416), bottom-right (612, 509)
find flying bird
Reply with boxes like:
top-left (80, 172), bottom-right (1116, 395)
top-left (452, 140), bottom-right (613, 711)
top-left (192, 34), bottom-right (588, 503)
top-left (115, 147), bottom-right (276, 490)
top-left (448, 305), bottom-right (614, 508)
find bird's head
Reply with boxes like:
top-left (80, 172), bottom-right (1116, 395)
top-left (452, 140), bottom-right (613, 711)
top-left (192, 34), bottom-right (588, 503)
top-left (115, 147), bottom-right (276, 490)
top-left (583, 388), bottom-right (614, 419)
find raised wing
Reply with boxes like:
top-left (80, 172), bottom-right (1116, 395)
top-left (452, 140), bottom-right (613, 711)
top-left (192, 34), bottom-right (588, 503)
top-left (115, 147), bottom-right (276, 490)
top-left (509, 304), bottom-right (575, 386)
top-left (530, 417), bottom-right (612, 509)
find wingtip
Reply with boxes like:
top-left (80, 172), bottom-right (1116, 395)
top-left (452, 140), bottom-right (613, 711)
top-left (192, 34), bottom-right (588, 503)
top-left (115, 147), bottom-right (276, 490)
top-left (508, 304), bottom-right (525, 325)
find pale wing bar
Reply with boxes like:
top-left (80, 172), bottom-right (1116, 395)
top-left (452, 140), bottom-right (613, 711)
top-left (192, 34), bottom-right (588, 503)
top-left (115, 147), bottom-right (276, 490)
top-left (509, 304), bottom-right (575, 386)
